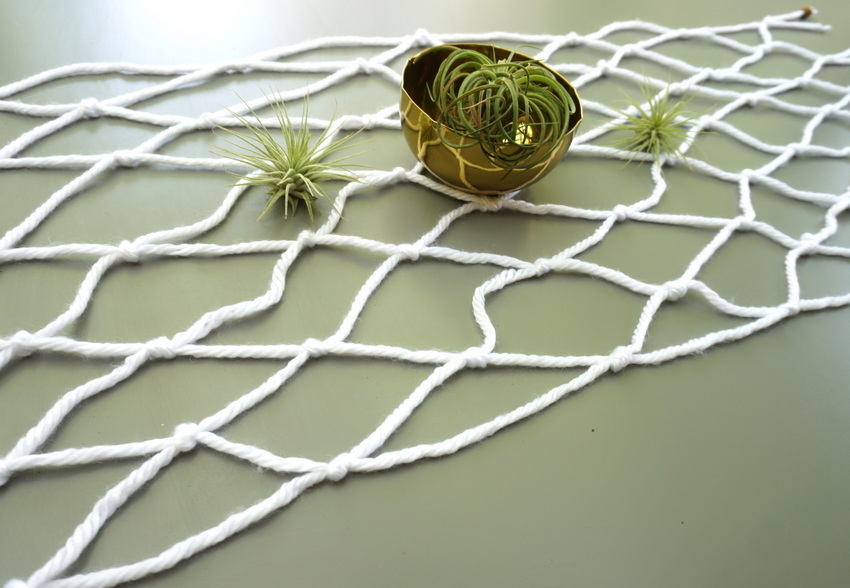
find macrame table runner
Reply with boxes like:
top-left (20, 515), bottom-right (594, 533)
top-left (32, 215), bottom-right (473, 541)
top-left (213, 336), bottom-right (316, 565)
top-left (2, 7), bottom-right (850, 587)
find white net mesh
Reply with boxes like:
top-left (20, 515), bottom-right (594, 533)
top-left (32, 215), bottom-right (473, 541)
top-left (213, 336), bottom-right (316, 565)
top-left (2, 7), bottom-right (850, 587)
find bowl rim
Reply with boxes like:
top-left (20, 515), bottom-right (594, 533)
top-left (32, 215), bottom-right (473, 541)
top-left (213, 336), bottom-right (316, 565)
top-left (402, 42), bottom-right (583, 135)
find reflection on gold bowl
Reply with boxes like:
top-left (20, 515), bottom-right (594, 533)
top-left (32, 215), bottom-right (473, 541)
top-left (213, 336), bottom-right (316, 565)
top-left (400, 43), bottom-right (583, 195)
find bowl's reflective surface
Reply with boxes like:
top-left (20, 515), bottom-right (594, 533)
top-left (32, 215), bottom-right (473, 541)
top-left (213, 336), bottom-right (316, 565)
top-left (400, 43), bottom-right (583, 195)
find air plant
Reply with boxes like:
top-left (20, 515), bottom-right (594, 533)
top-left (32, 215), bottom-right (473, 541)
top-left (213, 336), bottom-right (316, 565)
top-left (428, 46), bottom-right (577, 171)
top-left (609, 82), bottom-right (704, 163)
top-left (212, 93), bottom-right (364, 221)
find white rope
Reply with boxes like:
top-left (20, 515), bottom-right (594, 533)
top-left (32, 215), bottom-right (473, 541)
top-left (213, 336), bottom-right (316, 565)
top-left (2, 7), bottom-right (850, 587)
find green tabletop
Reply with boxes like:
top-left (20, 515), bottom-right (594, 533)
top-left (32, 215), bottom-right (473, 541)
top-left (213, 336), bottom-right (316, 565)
top-left (2, 1), bottom-right (849, 587)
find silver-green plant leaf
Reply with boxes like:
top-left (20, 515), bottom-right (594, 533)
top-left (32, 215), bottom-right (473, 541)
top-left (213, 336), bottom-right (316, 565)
top-left (212, 92), bottom-right (364, 221)
top-left (610, 82), bottom-right (705, 163)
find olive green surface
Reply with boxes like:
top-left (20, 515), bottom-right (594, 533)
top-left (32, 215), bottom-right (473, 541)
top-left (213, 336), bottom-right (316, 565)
top-left (2, 1), bottom-right (850, 587)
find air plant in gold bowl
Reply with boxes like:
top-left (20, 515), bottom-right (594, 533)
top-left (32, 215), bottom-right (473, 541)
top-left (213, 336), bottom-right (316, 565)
top-left (400, 44), bottom-right (583, 195)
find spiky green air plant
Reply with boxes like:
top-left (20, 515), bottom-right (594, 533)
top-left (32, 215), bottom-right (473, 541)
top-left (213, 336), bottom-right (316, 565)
top-left (428, 47), bottom-right (576, 171)
top-left (610, 82), bottom-right (704, 163)
top-left (212, 94), bottom-right (363, 221)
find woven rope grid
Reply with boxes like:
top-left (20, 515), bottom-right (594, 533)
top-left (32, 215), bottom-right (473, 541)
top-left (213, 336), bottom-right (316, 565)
top-left (2, 6), bottom-right (850, 587)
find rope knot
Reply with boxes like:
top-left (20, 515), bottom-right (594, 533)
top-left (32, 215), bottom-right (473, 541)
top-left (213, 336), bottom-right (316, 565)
top-left (612, 205), bottom-right (630, 222)
top-left (117, 240), bottom-right (142, 263)
top-left (366, 166), bottom-right (408, 188)
top-left (822, 103), bottom-right (843, 117)
top-left (302, 337), bottom-right (328, 357)
top-left (354, 57), bottom-right (378, 74)
top-left (113, 150), bottom-right (138, 168)
top-left (618, 44), bottom-right (637, 58)
top-left (733, 216), bottom-right (755, 231)
top-left (709, 70), bottom-right (730, 83)
top-left (797, 233), bottom-right (819, 254)
top-left (411, 28), bottom-right (439, 47)
top-left (389, 166), bottom-right (409, 182)
top-left (145, 336), bottom-right (177, 360)
top-left (477, 196), bottom-right (505, 212)
top-left (201, 112), bottom-right (222, 128)
top-left (359, 113), bottom-right (377, 130)
top-left (78, 97), bottom-right (105, 118)
top-left (661, 280), bottom-right (689, 302)
top-left (297, 230), bottom-right (317, 248)
top-left (325, 453), bottom-right (352, 482)
top-left (172, 423), bottom-right (201, 452)
top-left (532, 258), bottom-right (552, 277)
top-left (6, 330), bottom-right (36, 358)
top-left (562, 32), bottom-right (580, 47)
top-left (797, 77), bottom-right (815, 90)
top-left (396, 244), bottom-right (420, 261)
top-left (607, 346), bottom-right (633, 373)
top-left (785, 142), bottom-right (804, 157)
top-left (461, 348), bottom-right (488, 369)
top-left (668, 82), bottom-right (688, 96)
top-left (596, 59), bottom-right (613, 76)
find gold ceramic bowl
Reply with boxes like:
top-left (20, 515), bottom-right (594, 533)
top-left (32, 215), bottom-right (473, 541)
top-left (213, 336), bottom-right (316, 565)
top-left (400, 43), bottom-right (583, 195)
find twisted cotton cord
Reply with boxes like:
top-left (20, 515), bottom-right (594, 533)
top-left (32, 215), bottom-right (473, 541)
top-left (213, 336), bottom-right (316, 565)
top-left (4, 8), bottom-right (850, 588)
